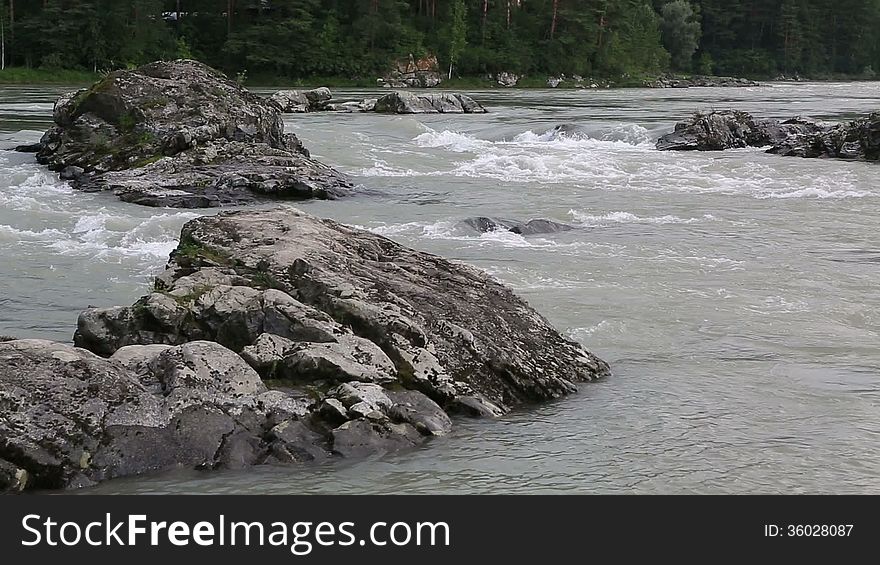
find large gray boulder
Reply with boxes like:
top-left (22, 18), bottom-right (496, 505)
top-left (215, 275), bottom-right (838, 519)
top-left (76, 207), bottom-right (608, 415)
top-left (373, 91), bottom-right (487, 114)
top-left (5, 209), bottom-right (609, 491)
top-left (17, 60), bottom-right (351, 207)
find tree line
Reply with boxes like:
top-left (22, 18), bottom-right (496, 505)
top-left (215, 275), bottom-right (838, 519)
top-left (1, 0), bottom-right (879, 80)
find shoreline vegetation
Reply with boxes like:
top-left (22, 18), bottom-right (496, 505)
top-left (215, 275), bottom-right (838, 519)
top-left (1, 1), bottom-right (879, 92)
top-left (2, 66), bottom-right (878, 89)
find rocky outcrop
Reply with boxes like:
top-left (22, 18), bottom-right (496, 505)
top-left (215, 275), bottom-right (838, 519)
top-left (657, 110), bottom-right (880, 161)
top-left (460, 217), bottom-right (574, 236)
top-left (656, 110), bottom-right (783, 151)
top-left (268, 87), bottom-right (333, 113)
top-left (645, 75), bottom-right (760, 88)
top-left (373, 91), bottom-right (487, 114)
top-left (75, 207), bottom-right (607, 405)
top-left (768, 112), bottom-right (880, 160)
top-left (0, 207), bottom-right (608, 491)
top-left (379, 55), bottom-right (443, 88)
top-left (16, 60), bottom-right (351, 208)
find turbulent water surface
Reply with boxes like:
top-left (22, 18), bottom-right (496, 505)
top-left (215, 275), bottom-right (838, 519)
top-left (2, 83), bottom-right (879, 494)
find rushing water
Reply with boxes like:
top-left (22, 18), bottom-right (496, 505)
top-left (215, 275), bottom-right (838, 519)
top-left (2, 83), bottom-right (879, 494)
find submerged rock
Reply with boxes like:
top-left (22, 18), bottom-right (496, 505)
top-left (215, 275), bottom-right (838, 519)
top-left (373, 91), bottom-right (487, 114)
top-left (657, 109), bottom-right (879, 161)
top-left (18, 59), bottom-right (351, 208)
top-left (460, 216), bottom-right (575, 236)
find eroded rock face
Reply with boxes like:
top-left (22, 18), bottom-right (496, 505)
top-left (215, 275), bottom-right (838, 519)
top-left (0, 338), bottom-right (454, 492)
top-left (18, 60), bottom-right (351, 208)
top-left (657, 110), bottom-right (879, 161)
top-left (0, 339), bottom-right (290, 491)
top-left (373, 91), bottom-right (487, 114)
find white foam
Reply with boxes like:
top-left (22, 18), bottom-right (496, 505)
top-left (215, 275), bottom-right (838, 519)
top-left (757, 186), bottom-right (874, 199)
top-left (358, 124), bottom-right (880, 201)
top-left (569, 210), bottom-right (717, 227)
top-left (414, 130), bottom-right (489, 152)
top-left (357, 159), bottom-right (432, 178)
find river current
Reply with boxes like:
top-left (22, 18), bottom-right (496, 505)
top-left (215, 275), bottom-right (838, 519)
top-left (1, 83), bottom-right (878, 494)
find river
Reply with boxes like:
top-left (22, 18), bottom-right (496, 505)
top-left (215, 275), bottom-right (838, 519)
top-left (1, 83), bottom-right (879, 494)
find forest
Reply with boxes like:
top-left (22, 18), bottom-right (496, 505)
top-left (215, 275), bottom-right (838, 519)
top-left (1, 1), bottom-right (879, 82)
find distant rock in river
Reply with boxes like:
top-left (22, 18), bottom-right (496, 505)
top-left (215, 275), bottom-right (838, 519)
top-left (657, 109), bottom-right (879, 161)
top-left (373, 91), bottom-right (487, 114)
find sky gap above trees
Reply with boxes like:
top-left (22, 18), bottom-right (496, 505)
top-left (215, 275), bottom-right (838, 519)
top-left (1, 0), bottom-right (878, 81)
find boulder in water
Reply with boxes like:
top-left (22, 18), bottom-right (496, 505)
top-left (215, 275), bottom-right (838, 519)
top-left (268, 87), bottom-right (333, 113)
top-left (18, 60), bottom-right (351, 208)
top-left (2, 208), bottom-right (608, 491)
top-left (657, 109), bottom-right (879, 162)
top-left (373, 91), bottom-right (487, 114)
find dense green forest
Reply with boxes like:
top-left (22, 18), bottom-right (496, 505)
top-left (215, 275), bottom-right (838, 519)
top-left (1, 1), bottom-right (879, 81)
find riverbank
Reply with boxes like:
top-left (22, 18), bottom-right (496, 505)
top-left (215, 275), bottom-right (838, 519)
top-left (3, 66), bottom-right (877, 89)
top-left (0, 67), bottom-right (99, 84)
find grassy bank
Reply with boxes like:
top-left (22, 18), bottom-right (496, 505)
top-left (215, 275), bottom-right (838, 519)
top-left (0, 67), bottom-right (99, 84)
top-left (3, 65), bottom-right (875, 89)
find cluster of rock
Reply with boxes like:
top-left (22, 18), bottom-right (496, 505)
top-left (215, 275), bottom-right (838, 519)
top-left (656, 109), bottom-right (880, 161)
top-left (547, 74), bottom-right (610, 89)
top-left (15, 60), bottom-right (352, 208)
top-left (373, 91), bottom-right (486, 114)
top-left (644, 75), bottom-right (760, 88)
top-left (267, 87), bottom-right (333, 113)
top-left (378, 54), bottom-right (443, 88)
top-left (0, 208), bottom-right (608, 491)
top-left (267, 88), bottom-right (486, 115)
